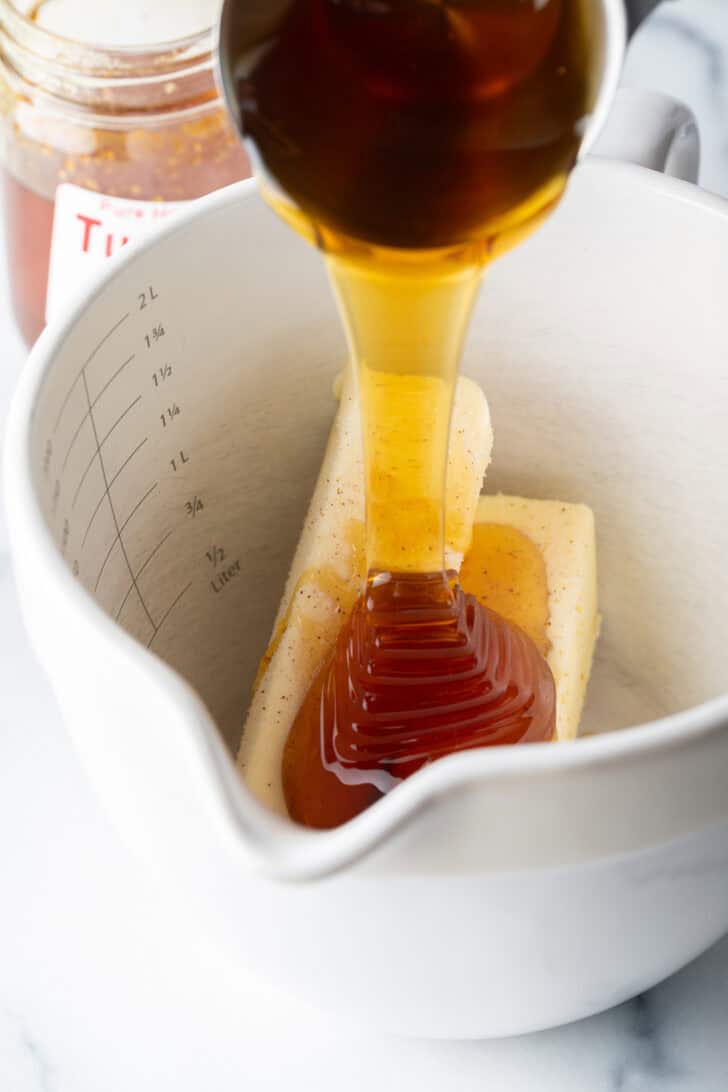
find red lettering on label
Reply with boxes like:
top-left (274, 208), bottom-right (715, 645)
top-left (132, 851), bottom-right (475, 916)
top-left (104, 233), bottom-right (129, 258)
top-left (77, 214), bottom-right (102, 253)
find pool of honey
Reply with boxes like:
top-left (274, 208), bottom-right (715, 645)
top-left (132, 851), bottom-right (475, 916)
top-left (282, 521), bottom-right (554, 828)
top-left (233, 0), bottom-right (596, 826)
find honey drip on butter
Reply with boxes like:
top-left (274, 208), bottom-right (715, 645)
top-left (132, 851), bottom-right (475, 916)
top-left (233, 0), bottom-right (595, 827)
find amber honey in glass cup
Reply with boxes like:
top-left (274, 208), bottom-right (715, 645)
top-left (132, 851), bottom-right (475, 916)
top-left (0, 1), bottom-right (250, 346)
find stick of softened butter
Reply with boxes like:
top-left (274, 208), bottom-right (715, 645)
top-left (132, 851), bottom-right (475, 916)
top-left (469, 495), bottom-right (600, 742)
top-left (238, 369), bottom-right (493, 814)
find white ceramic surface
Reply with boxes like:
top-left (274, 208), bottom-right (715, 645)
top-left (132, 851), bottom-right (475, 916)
top-left (5, 134), bottom-right (728, 1037)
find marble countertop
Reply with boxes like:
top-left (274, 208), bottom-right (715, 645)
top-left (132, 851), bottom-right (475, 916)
top-left (2, 4), bottom-right (728, 1089)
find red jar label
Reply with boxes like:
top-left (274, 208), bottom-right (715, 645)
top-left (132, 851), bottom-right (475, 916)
top-left (46, 184), bottom-right (193, 321)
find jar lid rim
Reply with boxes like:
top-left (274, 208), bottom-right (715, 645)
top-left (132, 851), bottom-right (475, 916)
top-left (0, 0), bottom-right (215, 74)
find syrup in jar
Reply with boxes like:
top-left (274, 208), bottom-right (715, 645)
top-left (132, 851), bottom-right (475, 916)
top-left (230, 0), bottom-right (598, 828)
top-left (0, 1), bottom-right (250, 345)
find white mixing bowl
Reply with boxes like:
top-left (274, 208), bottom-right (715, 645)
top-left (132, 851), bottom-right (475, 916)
top-left (5, 145), bottom-right (728, 1037)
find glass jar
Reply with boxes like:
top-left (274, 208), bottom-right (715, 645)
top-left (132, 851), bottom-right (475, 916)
top-left (0, 2), bottom-right (249, 345)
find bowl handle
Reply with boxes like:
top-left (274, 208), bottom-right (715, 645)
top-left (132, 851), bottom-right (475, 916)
top-left (590, 87), bottom-right (700, 183)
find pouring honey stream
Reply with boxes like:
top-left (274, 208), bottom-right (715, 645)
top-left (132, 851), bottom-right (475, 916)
top-left (226, 0), bottom-right (598, 828)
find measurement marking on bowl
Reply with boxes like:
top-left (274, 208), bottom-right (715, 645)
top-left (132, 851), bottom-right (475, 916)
top-left (52, 312), bottom-right (131, 435)
top-left (81, 321), bottom-right (158, 630)
top-left (43, 298), bottom-right (205, 652)
top-left (93, 479), bottom-right (158, 595)
top-left (147, 580), bottom-right (193, 649)
top-left (61, 407), bottom-right (91, 473)
top-left (71, 395), bottom-right (142, 508)
top-left (61, 353), bottom-right (137, 472)
top-left (114, 528), bottom-right (175, 622)
top-left (81, 436), bottom-right (149, 547)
